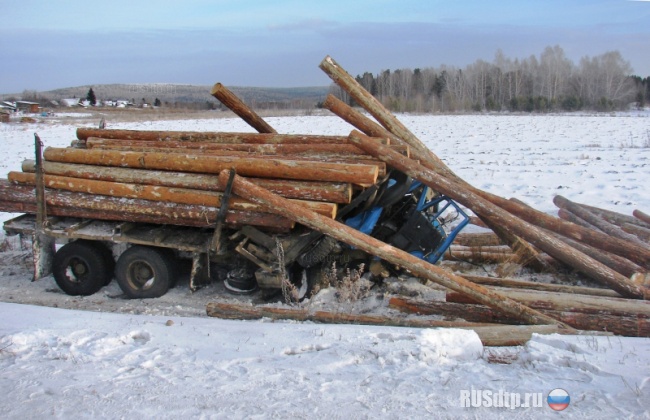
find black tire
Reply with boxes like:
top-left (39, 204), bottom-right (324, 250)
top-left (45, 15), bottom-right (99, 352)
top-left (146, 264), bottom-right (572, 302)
top-left (296, 235), bottom-right (340, 268)
top-left (375, 171), bottom-right (413, 208)
top-left (115, 246), bottom-right (173, 299)
top-left (52, 240), bottom-right (113, 296)
top-left (90, 241), bottom-right (115, 285)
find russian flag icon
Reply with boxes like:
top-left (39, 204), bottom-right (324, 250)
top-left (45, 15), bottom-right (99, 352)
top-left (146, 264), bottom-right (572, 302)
top-left (547, 388), bottom-right (570, 411)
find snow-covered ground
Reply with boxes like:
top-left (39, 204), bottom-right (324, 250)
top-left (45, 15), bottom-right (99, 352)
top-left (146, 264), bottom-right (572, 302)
top-left (0, 111), bottom-right (649, 418)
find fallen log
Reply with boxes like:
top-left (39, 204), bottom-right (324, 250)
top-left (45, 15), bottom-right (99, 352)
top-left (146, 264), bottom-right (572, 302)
top-left (348, 130), bottom-right (649, 299)
top-left (0, 179), bottom-right (293, 230)
top-left (460, 275), bottom-right (621, 298)
top-left (22, 160), bottom-right (353, 204)
top-left (76, 128), bottom-right (389, 145)
top-left (543, 228), bottom-right (646, 278)
top-left (8, 172), bottom-right (338, 219)
top-left (577, 203), bottom-right (650, 230)
top-left (43, 147), bottom-right (379, 185)
top-left (453, 232), bottom-right (503, 247)
top-left (210, 83), bottom-right (277, 134)
top-left (634, 209), bottom-right (650, 225)
top-left (205, 302), bottom-right (578, 346)
top-left (622, 223), bottom-right (650, 243)
top-left (85, 137), bottom-right (409, 157)
top-left (446, 287), bottom-right (650, 317)
top-left (557, 208), bottom-right (603, 231)
top-left (445, 246), bottom-right (515, 264)
top-left (219, 170), bottom-right (569, 327)
top-left (389, 297), bottom-right (648, 337)
top-left (554, 195), bottom-right (650, 248)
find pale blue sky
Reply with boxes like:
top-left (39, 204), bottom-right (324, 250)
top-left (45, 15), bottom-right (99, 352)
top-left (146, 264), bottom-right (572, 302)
top-left (1, 0), bottom-right (648, 92)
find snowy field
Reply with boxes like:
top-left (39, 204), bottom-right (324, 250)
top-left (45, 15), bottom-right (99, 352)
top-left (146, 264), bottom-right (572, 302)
top-left (0, 111), bottom-right (649, 418)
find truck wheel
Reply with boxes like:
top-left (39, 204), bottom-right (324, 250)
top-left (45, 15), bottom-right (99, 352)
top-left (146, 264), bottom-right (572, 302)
top-left (52, 241), bottom-right (113, 296)
top-left (92, 241), bottom-right (115, 285)
top-left (115, 246), bottom-right (173, 299)
top-left (296, 236), bottom-right (340, 268)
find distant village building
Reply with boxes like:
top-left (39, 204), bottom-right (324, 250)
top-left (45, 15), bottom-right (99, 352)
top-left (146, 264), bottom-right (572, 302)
top-left (0, 101), bottom-right (16, 112)
top-left (15, 101), bottom-right (40, 113)
top-left (61, 98), bottom-right (82, 107)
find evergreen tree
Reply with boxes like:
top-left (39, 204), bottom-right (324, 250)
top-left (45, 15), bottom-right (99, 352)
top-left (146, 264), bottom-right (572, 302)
top-left (154, 98), bottom-right (162, 107)
top-left (86, 88), bottom-right (97, 106)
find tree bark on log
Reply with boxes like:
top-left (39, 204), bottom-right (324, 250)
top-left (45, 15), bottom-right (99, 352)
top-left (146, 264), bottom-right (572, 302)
top-left (205, 302), bottom-right (575, 346)
top-left (557, 208), bottom-right (603, 231)
top-left (570, 202), bottom-right (650, 230)
top-left (622, 223), bottom-right (650, 243)
top-left (554, 195), bottom-right (650, 248)
top-left (85, 137), bottom-right (409, 157)
top-left (348, 130), bottom-right (649, 299)
top-left (460, 275), bottom-right (621, 297)
top-left (22, 160), bottom-right (353, 204)
top-left (0, 179), bottom-right (293, 230)
top-left (218, 170), bottom-right (570, 327)
top-left (321, 94), bottom-right (405, 145)
top-left (210, 83), bottom-right (277, 134)
top-left (454, 232), bottom-right (503, 247)
top-left (389, 297), bottom-right (648, 337)
top-left (8, 172), bottom-right (338, 219)
top-left (634, 209), bottom-right (650, 225)
top-left (42, 147), bottom-right (379, 185)
top-left (77, 128), bottom-right (389, 145)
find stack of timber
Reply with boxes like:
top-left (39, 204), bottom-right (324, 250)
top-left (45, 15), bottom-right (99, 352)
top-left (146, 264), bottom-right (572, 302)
top-left (0, 56), bottom-right (647, 343)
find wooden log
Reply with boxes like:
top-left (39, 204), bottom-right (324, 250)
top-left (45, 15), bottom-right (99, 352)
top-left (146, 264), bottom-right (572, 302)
top-left (219, 170), bottom-right (569, 327)
top-left (0, 179), bottom-right (293, 230)
top-left (76, 128), bottom-right (389, 145)
top-left (622, 223), bottom-right (650, 243)
top-left (319, 56), bottom-right (462, 184)
top-left (85, 137), bottom-right (410, 157)
top-left (205, 302), bottom-right (577, 346)
top-left (577, 203), bottom-right (650, 230)
top-left (8, 172), bottom-right (338, 219)
top-left (389, 297), bottom-right (647, 337)
top-left (210, 83), bottom-right (277, 133)
top-left (348, 130), bottom-right (650, 299)
top-left (634, 209), bottom-right (650, 225)
top-left (22, 160), bottom-right (353, 204)
top-left (42, 147), bottom-right (379, 185)
top-left (460, 275), bottom-right (622, 298)
top-left (543, 228), bottom-right (646, 278)
top-left (505, 197), bottom-right (650, 269)
top-left (322, 94), bottom-right (405, 145)
top-left (557, 208), bottom-right (603, 231)
top-left (446, 287), bottom-right (650, 317)
top-left (454, 232), bottom-right (503, 247)
top-left (554, 195), bottom-right (650, 248)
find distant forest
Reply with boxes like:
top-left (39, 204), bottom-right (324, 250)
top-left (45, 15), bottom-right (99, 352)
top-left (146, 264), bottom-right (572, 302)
top-left (330, 46), bottom-right (650, 112)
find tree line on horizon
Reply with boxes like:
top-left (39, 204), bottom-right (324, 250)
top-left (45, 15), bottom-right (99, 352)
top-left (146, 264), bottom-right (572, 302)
top-left (329, 45), bottom-right (650, 113)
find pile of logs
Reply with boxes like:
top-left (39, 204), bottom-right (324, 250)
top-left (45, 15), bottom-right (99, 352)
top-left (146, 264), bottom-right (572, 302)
top-left (0, 55), bottom-right (648, 344)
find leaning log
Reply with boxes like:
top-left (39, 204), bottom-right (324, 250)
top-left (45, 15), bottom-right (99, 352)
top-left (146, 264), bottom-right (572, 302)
top-left (76, 128), bottom-right (390, 145)
top-left (210, 83), bottom-right (277, 134)
top-left (8, 172), bottom-right (338, 219)
top-left (348, 130), bottom-right (649, 299)
top-left (218, 170), bottom-right (569, 327)
top-left (319, 55), bottom-right (462, 184)
top-left (557, 208), bottom-right (603, 231)
top-left (634, 209), bottom-right (650, 225)
top-left (205, 302), bottom-right (576, 346)
top-left (0, 179), bottom-right (293, 230)
top-left (42, 147), bottom-right (379, 185)
top-left (322, 94), bottom-right (404, 145)
top-left (389, 297), bottom-right (648, 337)
top-left (22, 160), bottom-right (353, 204)
top-left (554, 195), bottom-right (650, 248)
top-left (578, 203), bottom-right (650, 230)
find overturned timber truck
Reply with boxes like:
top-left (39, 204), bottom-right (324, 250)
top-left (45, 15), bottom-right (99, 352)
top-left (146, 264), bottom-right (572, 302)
top-left (0, 130), bottom-right (469, 301)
